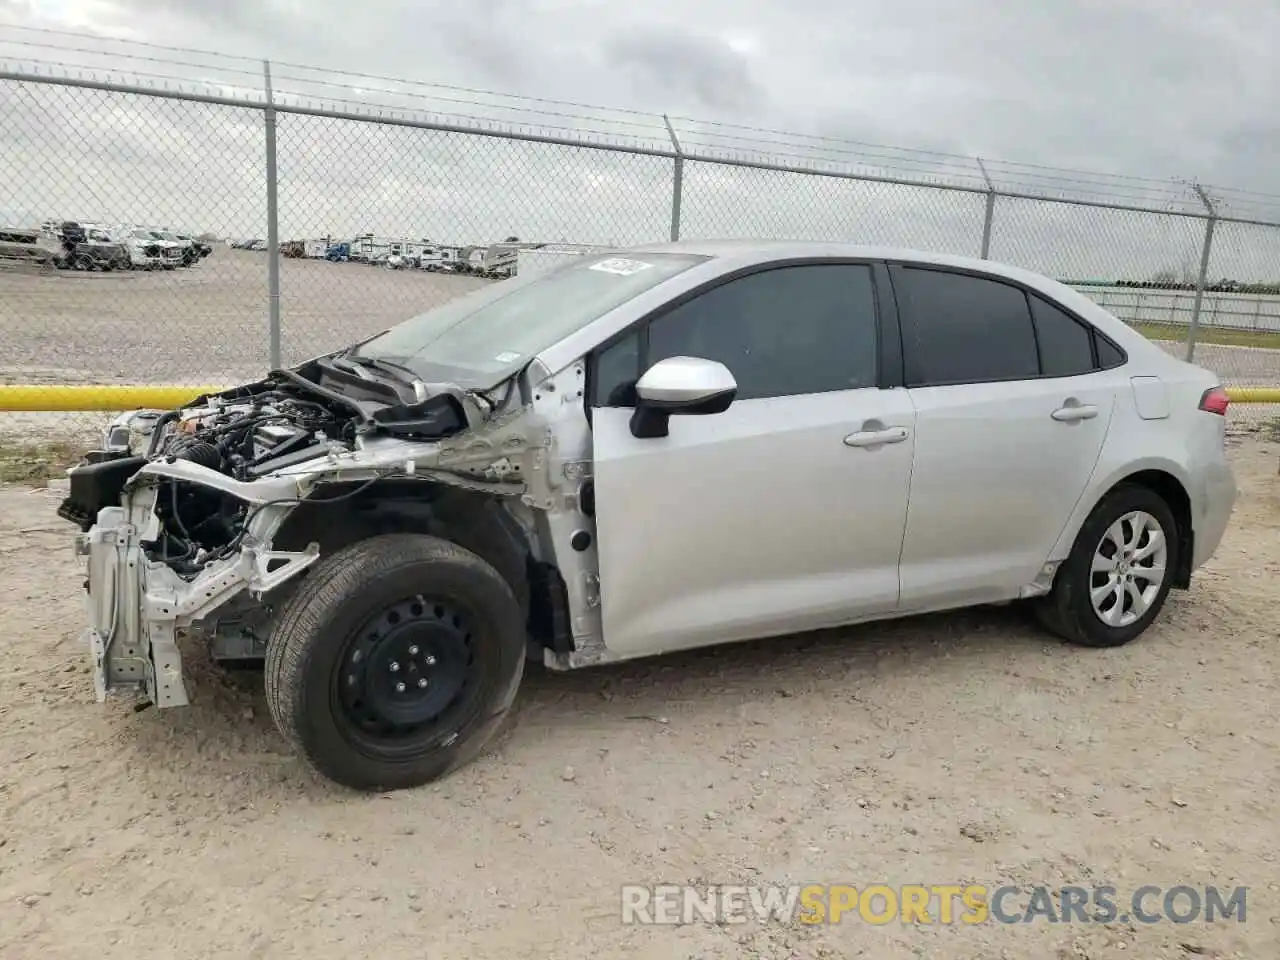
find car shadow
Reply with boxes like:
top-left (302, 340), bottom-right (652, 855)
top-left (125, 598), bottom-right (1103, 798)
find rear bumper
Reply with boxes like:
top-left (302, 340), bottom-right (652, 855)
top-left (1191, 459), bottom-right (1236, 571)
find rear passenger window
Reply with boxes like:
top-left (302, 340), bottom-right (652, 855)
top-left (897, 267), bottom-right (1039, 386)
top-left (1030, 295), bottom-right (1096, 377)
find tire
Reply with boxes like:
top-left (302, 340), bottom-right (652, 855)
top-left (1034, 484), bottom-right (1179, 648)
top-left (264, 533), bottom-right (526, 791)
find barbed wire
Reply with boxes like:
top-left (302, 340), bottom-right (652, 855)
top-left (2, 21), bottom-right (1280, 222)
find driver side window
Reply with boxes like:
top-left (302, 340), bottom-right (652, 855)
top-left (590, 263), bottom-right (879, 407)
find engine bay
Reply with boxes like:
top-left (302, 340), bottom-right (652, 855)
top-left (58, 366), bottom-right (483, 580)
top-left (163, 388), bottom-right (355, 482)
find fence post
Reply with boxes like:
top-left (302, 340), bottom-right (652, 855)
top-left (263, 60), bottom-right (282, 371)
top-left (663, 115), bottom-right (684, 242)
top-left (976, 157), bottom-right (995, 259)
top-left (1184, 184), bottom-right (1217, 363)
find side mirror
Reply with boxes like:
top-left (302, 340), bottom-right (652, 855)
top-left (629, 356), bottom-right (738, 439)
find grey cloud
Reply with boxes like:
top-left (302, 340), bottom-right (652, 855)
top-left (605, 28), bottom-right (765, 116)
top-left (11, 0), bottom-right (1275, 195)
top-left (2, 0), bottom-right (1279, 284)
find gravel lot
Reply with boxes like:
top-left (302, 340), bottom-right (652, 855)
top-left (0, 435), bottom-right (1277, 959)
top-left (0, 250), bottom-right (490, 387)
top-left (1, 248), bottom-right (1279, 390)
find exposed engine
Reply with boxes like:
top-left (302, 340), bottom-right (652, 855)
top-left (147, 389), bottom-right (357, 569)
top-left (59, 363), bottom-right (482, 591)
top-left (161, 390), bottom-right (354, 481)
top-left (57, 385), bottom-right (360, 576)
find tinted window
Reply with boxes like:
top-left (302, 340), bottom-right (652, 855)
top-left (642, 264), bottom-right (878, 402)
top-left (1097, 336), bottom-right (1125, 368)
top-left (592, 332), bottom-right (641, 406)
top-left (898, 268), bottom-right (1038, 385)
top-left (1030, 295), bottom-right (1096, 377)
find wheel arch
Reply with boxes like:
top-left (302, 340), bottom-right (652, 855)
top-left (271, 480), bottom-right (535, 615)
top-left (266, 480), bottom-right (575, 656)
top-left (1049, 458), bottom-right (1194, 589)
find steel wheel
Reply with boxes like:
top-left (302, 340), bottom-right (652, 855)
top-left (332, 596), bottom-right (479, 753)
top-left (1089, 509), bottom-right (1168, 628)
top-left (266, 534), bottom-right (526, 791)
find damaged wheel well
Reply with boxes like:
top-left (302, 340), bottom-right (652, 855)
top-left (269, 480), bottom-right (574, 655)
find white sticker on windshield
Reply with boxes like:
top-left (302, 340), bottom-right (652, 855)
top-left (494, 351), bottom-right (522, 363)
top-left (589, 257), bottom-right (653, 276)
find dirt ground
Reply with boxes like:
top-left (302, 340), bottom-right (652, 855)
top-left (0, 436), bottom-right (1276, 959)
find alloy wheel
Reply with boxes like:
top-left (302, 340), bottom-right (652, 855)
top-left (1089, 510), bottom-right (1169, 628)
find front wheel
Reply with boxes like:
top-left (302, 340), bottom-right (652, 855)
top-left (1034, 484), bottom-right (1179, 648)
top-left (264, 534), bottom-right (526, 791)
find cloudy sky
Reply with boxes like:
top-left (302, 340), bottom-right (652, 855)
top-left (1, 0), bottom-right (1279, 281)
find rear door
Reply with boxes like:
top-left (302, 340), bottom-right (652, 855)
top-left (890, 264), bottom-right (1120, 610)
top-left (587, 261), bottom-right (917, 658)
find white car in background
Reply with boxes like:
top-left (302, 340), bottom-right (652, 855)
top-left (61, 241), bottom-right (1237, 792)
top-left (120, 228), bottom-right (184, 269)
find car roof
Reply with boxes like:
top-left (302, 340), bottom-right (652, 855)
top-left (625, 239), bottom-right (1042, 283)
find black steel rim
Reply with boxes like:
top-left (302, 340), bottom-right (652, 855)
top-left (332, 596), bottom-right (478, 749)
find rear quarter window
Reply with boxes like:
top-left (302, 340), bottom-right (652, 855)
top-left (1030, 294), bottom-right (1097, 377)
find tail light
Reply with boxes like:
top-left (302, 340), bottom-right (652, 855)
top-left (1198, 386), bottom-right (1230, 415)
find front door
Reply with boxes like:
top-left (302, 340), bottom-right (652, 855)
top-left (587, 261), bottom-right (917, 658)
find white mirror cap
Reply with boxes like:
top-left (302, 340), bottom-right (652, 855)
top-left (635, 356), bottom-right (738, 404)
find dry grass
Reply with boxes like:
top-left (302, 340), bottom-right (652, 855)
top-left (1131, 320), bottom-right (1280, 350)
top-left (0, 438), bottom-right (87, 484)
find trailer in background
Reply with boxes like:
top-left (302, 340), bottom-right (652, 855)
top-left (515, 242), bottom-right (612, 279)
top-left (417, 244), bottom-right (464, 272)
top-left (349, 235), bottom-right (389, 263)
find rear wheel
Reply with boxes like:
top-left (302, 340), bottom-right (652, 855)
top-left (1034, 484), bottom-right (1178, 648)
top-left (265, 533), bottom-right (525, 791)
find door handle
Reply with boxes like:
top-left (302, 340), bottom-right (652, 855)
top-left (844, 427), bottom-right (909, 448)
top-left (1051, 403), bottom-right (1099, 422)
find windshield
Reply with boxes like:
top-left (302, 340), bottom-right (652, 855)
top-left (350, 252), bottom-right (708, 386)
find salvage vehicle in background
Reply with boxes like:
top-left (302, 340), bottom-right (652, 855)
top-left (172, 231), bottom-right (213, 262)
top-left (41, 221), bottom-right (131, 271)
top-left (144, 228), bottom-right (202, 266)
top-left (0, 226), bottom-right (53, 266)
top-left (59, 241), bottom-right (1237, 791)
top-left (123, 229), bottom-right (184, 270)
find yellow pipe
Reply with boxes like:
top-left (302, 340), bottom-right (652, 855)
top-left (0, 382), bottom-right (1278, 411)
top-left (1225, 387), bottom-right (1280, 404)
top-left (0, 384), bottom-right (227, 411)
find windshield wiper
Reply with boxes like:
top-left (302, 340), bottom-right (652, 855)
top-left (344, 355), bottom-right (428, 403)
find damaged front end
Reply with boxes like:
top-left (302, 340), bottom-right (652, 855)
top-left (60, 361), bottom-right (535, 708)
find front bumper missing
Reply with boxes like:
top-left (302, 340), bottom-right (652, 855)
top-left (76, 488), bottom-right (320, 708)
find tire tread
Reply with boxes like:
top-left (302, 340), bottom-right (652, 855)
top-left (1034, 483), bottom-right (1179, 649)
top-left (264, 533), bottom-right (523, 789)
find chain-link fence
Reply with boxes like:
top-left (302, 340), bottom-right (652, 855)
top-left (2, 55), bottom-right (1279, 449)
